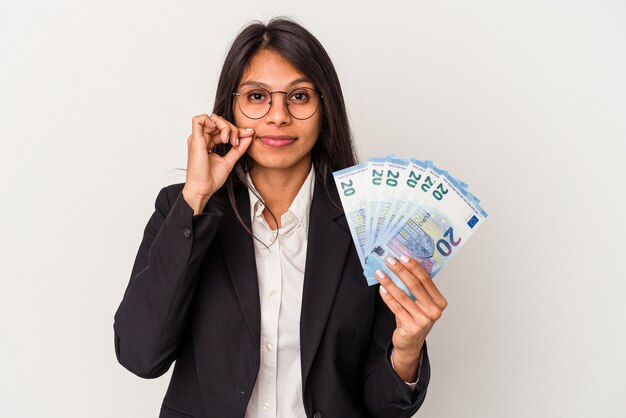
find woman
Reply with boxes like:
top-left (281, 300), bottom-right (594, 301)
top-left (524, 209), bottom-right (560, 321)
top-left (114, 18), bottom-right (447, 418)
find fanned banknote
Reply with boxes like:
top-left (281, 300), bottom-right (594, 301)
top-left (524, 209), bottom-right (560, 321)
top-left (333, 157), bottom-right (488, 300)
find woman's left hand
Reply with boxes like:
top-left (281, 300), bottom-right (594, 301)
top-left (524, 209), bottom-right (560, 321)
top-left (375, 255), bottom-right (448, 382)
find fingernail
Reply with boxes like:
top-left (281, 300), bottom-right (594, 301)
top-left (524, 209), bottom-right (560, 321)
top-left (379, 286), bottom-right (388, 294)
top-left (386, 256), bottom-right (397, 265)
top-left (400, 255), bottom-right (409, 263)
top-left (375, 269), bottom-right (385, 279)
top-left (235, 137), bottom-right (239, 146)
top-left (245, 128), bottom-right (254, 131)
top-left (224, 135), bottom-right (229, 144)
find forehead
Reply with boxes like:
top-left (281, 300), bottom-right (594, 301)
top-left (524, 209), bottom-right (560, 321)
top-left (239, 49), bottom-right (312, 89)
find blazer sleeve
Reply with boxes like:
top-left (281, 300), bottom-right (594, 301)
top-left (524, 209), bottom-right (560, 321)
top-left (362, 292), bottom-right (431, 417)
top-left (113, 185), bottom-right (222, 379)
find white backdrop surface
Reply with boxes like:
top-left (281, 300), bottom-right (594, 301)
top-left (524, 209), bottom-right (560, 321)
top-left (1, 1), bottom-right (625, 417)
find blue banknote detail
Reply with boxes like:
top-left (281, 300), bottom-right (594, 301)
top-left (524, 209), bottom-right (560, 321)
top-left (348, 208), bottom-right (367, 263)
top-left (373, 201), bottom-right (392, 247)
top-left (364, 206), bottom-right (455, 281)
top-left (386, 216), bottom-right (435, 259)
top-left (467, 215), bottom-right (479, 229)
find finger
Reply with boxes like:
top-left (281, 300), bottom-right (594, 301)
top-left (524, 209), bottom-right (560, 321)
top-left (230, 126), bottom-right (240, 147)
top-left (192, 114), bottom-right (216, 142)
top-left (221, 136), bottom-right (253, 169)
top-left (374, 268), bottom-right (425, 320)
top-left (398, 256), bottom-right (448, 311)
top-left (385, 258), bottom-right (445, 321)
top-left (229, 126), bottom-right (255, 146)
top-left (378, 285), bottom-right (421, 332)
top-left (384, 257), bottom-right (434, 311)
top-left (209, 114), bottom-right (232, 144)
top-left (201, 124), bottom-right (225, 150)
top-left (227, 126), bottom-right (255, 147)
top-left (238, 127), bottom-right (255, 138)
top-left (190, 115), bottom-right (219, 153)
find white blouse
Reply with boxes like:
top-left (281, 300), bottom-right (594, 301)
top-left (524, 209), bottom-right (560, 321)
top-left (244, 166), bottom-right (314, 418)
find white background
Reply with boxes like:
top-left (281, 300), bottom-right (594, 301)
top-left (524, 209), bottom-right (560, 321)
top-left (1, 1), bottom-right (625, 417)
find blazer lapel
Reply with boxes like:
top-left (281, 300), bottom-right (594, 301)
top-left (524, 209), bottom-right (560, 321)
top-left (214, 187), bottom-right (261, 349)
top-left (300, 177), bottom-right (352, 387)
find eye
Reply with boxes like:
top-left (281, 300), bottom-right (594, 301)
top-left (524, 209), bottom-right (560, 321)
top-left (245, 89), bottom-right (269, 103)
top-left (289, 89), bottom-right (311, 103)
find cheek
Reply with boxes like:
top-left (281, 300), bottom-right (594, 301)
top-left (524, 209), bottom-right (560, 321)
top-left (308, 117), bottom-right (323, 141)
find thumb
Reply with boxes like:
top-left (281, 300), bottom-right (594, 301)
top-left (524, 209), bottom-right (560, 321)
top-left (238, 127), bottom-right (255, 138)
top-left (222, 136), bottom-right (253, 168)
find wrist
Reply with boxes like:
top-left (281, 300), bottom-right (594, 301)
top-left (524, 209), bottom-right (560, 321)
top-left (393, 343), bottom-right (423, 361)
top-left (182, 187), bottom-right (211, 215)
top-left (391, 344), bottom-right (423, 383)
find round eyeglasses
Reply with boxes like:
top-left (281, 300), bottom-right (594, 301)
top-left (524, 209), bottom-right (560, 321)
top-left (232, 86), bottom-right (323, 120)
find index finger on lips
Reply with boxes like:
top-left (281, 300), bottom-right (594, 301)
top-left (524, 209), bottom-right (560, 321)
top-left (398, 256), bottom-right (448, 311)
top-left (238, 127), bottom-right (255, 138)
top-left (232, 128), bottom-right (255, 147)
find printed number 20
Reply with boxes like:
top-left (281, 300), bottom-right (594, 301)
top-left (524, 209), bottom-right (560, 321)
top-left (341, 180), bottom-right (355, 196)
top-left (433, 183), bottom-right (449, 201)
top-left (436, 227), bottom-right (462, 256)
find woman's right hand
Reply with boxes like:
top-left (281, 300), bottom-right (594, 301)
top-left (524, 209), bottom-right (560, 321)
top-left (182, 114), bottom-right (255, 215)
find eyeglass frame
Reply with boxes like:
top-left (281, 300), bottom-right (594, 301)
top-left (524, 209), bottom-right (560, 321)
top-left (232, 86), bottom-right (324, 120)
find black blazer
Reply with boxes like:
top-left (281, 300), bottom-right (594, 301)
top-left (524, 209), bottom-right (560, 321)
top-left (114, 173), bottom-right (430, 418)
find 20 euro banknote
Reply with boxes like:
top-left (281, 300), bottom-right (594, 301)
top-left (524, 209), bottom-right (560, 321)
top-left (333, 157), bottom-right (488, 300)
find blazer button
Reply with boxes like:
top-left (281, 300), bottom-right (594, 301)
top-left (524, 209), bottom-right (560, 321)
top-left (313, 412), bottom-right (322, 418)
top-left (183, 227), bottom-right (191, 239)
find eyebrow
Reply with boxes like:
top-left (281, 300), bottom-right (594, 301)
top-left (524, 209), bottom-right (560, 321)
top-left (238, 77), bottom-right (314, 90)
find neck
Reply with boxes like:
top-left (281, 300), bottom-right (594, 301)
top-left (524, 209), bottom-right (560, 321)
top-left (249, 160), bottom-right (312, 230)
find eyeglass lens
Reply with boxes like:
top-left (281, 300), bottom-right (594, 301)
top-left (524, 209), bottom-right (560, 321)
top-left (235, 87), bottom-right (321, 120)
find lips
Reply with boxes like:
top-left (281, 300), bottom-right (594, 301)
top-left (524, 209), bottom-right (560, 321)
top-left (257, 135), bottom-right (296, 148)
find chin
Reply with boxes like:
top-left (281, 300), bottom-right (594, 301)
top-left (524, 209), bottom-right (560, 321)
top-left (252, 158), bottom-right (309, 172)
top-left (249, 153), bottom-right (312, 173)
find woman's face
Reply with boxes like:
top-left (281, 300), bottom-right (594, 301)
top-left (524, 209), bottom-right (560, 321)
top-left (233, 49), bottom-right (322, 174)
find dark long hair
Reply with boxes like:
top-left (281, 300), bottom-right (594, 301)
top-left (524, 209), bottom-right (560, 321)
top-left (211, 17), bottom-right (358, 226)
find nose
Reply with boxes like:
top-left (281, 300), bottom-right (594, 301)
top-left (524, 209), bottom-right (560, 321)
top-left (264, 92), bottom-right (291, 126)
